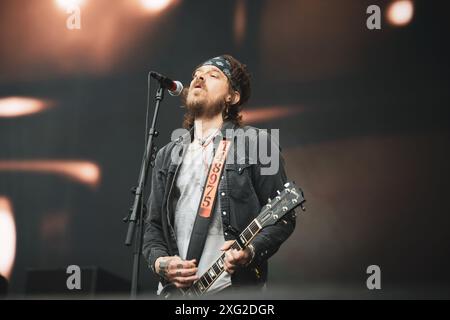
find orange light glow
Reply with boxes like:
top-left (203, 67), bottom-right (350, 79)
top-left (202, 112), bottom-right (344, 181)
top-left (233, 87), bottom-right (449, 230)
top-left (241, 106), bottom-right (304, 124)
top-left (0, 160), bottom-right (101, 188)
top-left (0, 197), bottom-right (16, 280)
top-left (40, 212), bottom-right (70, 240)
top-left (55, 0), bottom-right (85, 11)
top-left (234, 0), bottom-right (246, 47)
top-left (0, 97), bottom-right (52, 118)
top-left (140, 0), bottom-right (173, 13)
top-left (386, 0), bottom-right (414, 26)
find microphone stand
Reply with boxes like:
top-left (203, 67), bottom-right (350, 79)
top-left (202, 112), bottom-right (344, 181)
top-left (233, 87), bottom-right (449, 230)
top-left (124, 79), bottom-right (166, 299)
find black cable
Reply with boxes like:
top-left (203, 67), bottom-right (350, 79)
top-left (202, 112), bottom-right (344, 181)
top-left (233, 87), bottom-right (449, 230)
top-left (145, 71), bottom-right (152, 152)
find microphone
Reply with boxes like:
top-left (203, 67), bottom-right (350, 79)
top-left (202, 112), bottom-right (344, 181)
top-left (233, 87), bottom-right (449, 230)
top-left (150, 71), bottom-right (184, 96)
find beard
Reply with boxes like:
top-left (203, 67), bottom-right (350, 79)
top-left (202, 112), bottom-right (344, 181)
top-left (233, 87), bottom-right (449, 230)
top-left (184, 88), bottom-right (226, 119)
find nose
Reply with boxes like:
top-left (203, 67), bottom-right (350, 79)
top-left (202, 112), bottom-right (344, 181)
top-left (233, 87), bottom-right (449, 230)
top-left (192, 74), bottom-right (205, 88)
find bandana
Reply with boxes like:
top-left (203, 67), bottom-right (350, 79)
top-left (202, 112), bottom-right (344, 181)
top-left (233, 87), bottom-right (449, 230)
top-left (200, 56), bottom-right (240, 93)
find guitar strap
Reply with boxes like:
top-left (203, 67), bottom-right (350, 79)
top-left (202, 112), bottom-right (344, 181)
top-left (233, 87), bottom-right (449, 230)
top-left (185, 138), bottom-right (232, 263)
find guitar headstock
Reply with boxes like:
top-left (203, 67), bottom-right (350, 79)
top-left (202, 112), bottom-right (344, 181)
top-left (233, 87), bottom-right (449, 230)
top-left (256, 182), bottom-right (305, 228)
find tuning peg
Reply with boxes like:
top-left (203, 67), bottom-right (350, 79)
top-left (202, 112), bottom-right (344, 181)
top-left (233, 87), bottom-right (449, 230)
top-left (284, 182), bottom-right (290, 187)
top-left (301, 204), bottom-right (306, 211)
top-left (277, 190), bottom-right (281, 195)
top-left (267, 198), bottom-right (272, 203)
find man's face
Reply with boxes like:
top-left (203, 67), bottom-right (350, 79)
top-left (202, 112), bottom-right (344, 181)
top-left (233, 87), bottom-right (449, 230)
top-left (185, 65), bottom-right (231, 118)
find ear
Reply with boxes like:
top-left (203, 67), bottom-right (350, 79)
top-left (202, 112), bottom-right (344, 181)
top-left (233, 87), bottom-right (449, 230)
top-left (227, 91), bottom-right (240, 105)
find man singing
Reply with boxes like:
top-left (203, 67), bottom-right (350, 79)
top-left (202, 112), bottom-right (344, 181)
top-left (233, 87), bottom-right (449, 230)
top-left (142, 55), bottom-right (296, 296)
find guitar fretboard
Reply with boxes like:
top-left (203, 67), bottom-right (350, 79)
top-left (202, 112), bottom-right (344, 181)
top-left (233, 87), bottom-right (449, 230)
top-left (185, 219), bottom-right (261, 296)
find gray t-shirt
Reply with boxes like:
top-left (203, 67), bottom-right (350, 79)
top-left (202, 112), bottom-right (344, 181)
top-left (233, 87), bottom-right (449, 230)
top-left (166, 140), bottom-right (231, 294)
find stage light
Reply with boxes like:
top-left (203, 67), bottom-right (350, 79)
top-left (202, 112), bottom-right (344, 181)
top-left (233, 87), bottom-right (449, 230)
top-left (75, 161), bottom-right (101, 186)
top-left (0, 197), bottom-right (16, 280)
top-left (55, 0), bottom-right (85, 11)
top-left (140, 0), bottom-right (173, 13)
top-left (386, 0), bottom-right (414, 27)
top-left (0, 161), bottom-right (101, 188)
top-left (234, 0), bottom-right (246, 47)
top-left (241, 106), bottom-right (304, 124)
top-left (0, 97), bottom-right (51, 118)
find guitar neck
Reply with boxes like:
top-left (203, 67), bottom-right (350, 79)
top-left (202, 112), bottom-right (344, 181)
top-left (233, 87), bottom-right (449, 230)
top-left (185, 219), bottom-right (262, 296)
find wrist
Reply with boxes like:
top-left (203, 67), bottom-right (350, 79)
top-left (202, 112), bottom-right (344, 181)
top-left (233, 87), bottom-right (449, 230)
top-left (244, 244), bottom-right (256, 266)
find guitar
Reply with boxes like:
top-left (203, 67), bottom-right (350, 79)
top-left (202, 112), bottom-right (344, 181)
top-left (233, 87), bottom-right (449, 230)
top-left (160, 181), bottom-right (305, 298)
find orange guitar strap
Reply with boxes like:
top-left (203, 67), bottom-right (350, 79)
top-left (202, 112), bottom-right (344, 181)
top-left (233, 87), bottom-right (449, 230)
top-left (186, 139), bottom-right (231, 263)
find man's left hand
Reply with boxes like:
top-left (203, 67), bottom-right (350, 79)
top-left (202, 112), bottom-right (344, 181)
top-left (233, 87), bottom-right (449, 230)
top-left (221, 240), bottom-right (252, 275)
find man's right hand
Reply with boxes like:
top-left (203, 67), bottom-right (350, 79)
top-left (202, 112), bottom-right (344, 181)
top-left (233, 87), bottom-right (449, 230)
top-left (155, 256), bottom-right (198, 288)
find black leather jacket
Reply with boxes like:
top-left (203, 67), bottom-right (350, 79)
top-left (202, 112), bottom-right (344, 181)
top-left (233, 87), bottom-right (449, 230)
top-left (142, 121), bottom-right (297, 290)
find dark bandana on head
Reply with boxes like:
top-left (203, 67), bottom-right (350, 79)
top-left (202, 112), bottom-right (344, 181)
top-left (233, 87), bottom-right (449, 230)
top-left (200, 56), bottom-right (241, 93)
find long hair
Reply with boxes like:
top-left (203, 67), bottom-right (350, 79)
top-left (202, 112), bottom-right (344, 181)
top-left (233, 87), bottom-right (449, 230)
top-left (182, 54), bottom-right (251, 129)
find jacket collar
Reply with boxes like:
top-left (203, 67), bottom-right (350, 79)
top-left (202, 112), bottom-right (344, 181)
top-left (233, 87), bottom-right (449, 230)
top-left (177, 120), bottom-right (238, 146)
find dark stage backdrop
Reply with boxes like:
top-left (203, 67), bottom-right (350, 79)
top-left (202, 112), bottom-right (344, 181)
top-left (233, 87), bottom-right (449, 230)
top-left (0, 0), bottom-right (449, 298)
